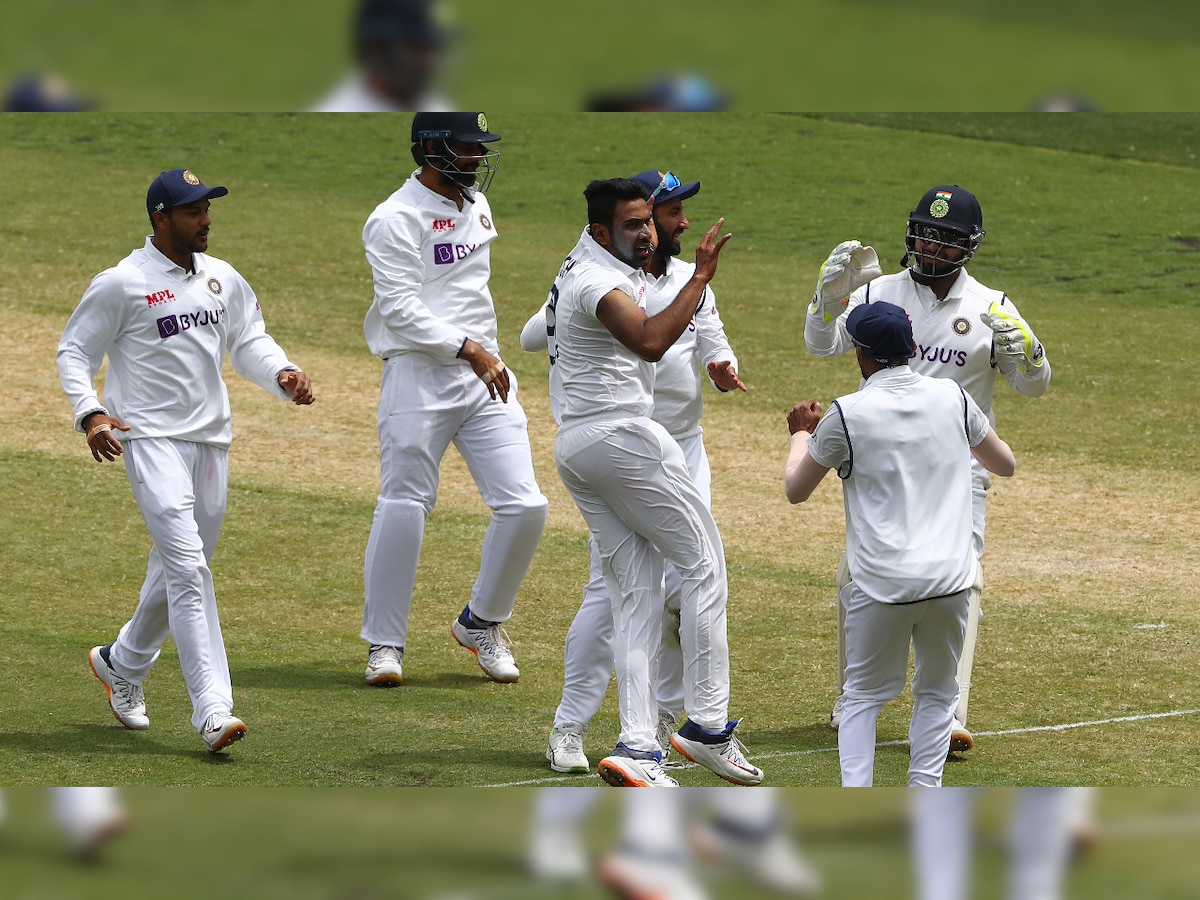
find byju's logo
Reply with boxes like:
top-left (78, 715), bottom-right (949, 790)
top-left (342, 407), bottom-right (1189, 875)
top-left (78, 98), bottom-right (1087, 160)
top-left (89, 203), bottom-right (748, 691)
top-left (433, 243), bottom-right (455, 265)
top-left (157, 315), bottom-right (180, 339)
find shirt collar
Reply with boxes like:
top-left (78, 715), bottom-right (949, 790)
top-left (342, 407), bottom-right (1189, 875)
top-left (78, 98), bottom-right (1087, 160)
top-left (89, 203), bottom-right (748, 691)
top-left (581, 227), bottom-right (645, 279)
top-left (143, 236), bottom-right (206, 277)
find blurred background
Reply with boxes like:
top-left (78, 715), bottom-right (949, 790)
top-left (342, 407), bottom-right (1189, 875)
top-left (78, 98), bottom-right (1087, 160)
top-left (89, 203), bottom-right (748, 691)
top-left (2, 788), bottom-right (1198, 898)
top-left (4, 0), bottom-right (1200, 111)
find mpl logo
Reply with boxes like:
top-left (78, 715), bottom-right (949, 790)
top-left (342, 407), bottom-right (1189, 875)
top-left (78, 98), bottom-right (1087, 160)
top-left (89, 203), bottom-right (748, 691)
top-left (431, 218), bottom-right (456, 233)
top-left (145, 289), bottom-right (175, 307)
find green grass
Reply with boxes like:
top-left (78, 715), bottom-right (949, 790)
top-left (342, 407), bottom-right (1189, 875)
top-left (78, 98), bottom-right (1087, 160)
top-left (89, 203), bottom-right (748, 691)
top-left (1, 112), bottom-right (1199, 798)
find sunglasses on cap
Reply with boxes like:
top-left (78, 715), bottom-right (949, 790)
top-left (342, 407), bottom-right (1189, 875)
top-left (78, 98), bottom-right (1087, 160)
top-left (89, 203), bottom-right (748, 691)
top-left (651, 171), bottom-right (682, 201)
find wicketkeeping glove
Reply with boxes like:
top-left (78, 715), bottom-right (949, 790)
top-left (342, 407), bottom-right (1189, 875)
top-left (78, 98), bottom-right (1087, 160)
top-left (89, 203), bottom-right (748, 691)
top-left (979, 300), bottom-right (1045, 373)
top-left (811, 240), bottom-right (882, 322)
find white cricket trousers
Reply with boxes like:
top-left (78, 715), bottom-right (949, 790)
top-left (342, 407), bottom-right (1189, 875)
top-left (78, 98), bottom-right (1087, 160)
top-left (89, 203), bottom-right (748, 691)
top-left (556, 416), bottom-right (729, 753)
top-left (111, 438), bottom-right (232, 733)
top-left (362, 355), bottom-right (547, 648)
top-left (838, 580), bottom-right (970, 787)
top-left (910, 788), bottom-right (1075, 900)
top-left (553, 433), bottom-right (709, 729)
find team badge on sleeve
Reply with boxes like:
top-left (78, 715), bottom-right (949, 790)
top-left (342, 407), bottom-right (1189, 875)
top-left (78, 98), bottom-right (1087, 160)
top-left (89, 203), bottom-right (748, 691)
top-left (480, 214), bottom-right (493, 231)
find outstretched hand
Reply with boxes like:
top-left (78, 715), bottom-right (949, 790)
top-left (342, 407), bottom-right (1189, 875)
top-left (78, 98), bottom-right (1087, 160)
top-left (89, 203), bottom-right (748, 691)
top-left (693, 218), bottom-right (732, 283)
top-left (706, 360), bottom-right (747, 392)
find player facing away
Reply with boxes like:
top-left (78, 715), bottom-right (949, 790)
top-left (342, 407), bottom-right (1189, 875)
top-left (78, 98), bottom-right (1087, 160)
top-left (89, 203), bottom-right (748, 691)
top-left (524, 170), bottom-right (746, 775)
top-left (804, 184), bottom-right (1050, 753)
top-left (57, 168), bottom-right (316, 753)
top-left (359, 112), bottom-right (547, 686)
top-left (785, 302), bottom-right (1016, 786)
top-left (544, 177), bottom-right (761, 787)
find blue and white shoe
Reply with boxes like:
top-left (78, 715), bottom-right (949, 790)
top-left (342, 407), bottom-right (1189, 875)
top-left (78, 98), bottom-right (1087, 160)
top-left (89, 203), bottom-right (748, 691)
top-left (670, 719), bottom-right (763, 785)
top-left (597, 742), bottom-right (679, 787)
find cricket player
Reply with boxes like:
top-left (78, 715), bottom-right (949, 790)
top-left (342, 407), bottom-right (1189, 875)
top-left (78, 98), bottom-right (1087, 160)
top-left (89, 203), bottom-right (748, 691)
top-left (804, 184), bottom-right (1051, 752)
top-left (544, 176), bottom-right (760, 787)
top-left (526, 169), bottom-right (745, 775)
top-left (360, 112), bottom-right (547, 686)
top-left (785, 301), bottom-right (1016, 786)
top-left (57, 168), bottom-right (315, 753)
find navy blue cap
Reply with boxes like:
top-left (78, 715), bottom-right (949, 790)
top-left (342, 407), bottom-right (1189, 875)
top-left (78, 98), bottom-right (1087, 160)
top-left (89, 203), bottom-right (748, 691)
top-left (146, 169), bottom-right (228, 219)
top-left (846, 301), bottom-right (916, 363)
top-left (356, 0), bottom-right (448, 47)
top-left (4, 73), bottom-right (91, 112)
top-left (631, 170), bottom-right (700, 205)
top-left (412, 111), bottom-right (500, 144)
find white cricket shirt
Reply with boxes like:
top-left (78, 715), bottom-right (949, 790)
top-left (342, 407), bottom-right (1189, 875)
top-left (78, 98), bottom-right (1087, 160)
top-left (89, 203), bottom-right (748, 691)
top-left (547, 228), bottom-right (653, 427)
top-left (363, 172), bottom-right (499, 363)
top-left (805, 269), bottom-right (1051, 423)
top-left (57, 238), bottom-right (297, 448)
top-left (644, 258), bottom-right (738, 440)
top-left (808, 366), bottom-right (991, 604)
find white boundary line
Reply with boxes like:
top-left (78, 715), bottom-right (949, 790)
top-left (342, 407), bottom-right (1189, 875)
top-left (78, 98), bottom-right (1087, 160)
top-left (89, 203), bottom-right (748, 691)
top-left (484, 708), bottom-right (1200, 788)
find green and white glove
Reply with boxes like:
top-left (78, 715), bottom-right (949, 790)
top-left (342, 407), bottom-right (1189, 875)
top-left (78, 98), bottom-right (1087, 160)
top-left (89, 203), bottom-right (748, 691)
top-left (980, 300), bottom-right (1045, 373)
top-left (811, 240), bottom-right (882, 322)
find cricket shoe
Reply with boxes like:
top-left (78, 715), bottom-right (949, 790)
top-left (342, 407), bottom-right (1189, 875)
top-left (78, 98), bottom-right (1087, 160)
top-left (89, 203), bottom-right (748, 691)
top-left (547, 722), bottom-right (590, 773)
top-left (451, 615), bottom-right (519, 683)
top-left (829, 694), bottom-right (845, 731)
top-left (365, 644), bottom-right (404, 686)
top-left (598, 743), bottom-right (679, 787)
top-left (657, 711), bottom-right (685, 768)
top-left (599, 849), bottom-right (708, 900)
top-left (88, 645), bottom-right (149, 730)
top-left (202, 713), bottom-right (247, 753)
top-left (949, 717), bottom-right (974, 754)
top-left (670, 719), bottom-right (763, 786)
top-left (692, 820), bottom-right (821, 896)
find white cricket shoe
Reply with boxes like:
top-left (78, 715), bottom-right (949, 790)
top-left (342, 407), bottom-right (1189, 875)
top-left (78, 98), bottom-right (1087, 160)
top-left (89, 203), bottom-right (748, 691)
top-left (58, 791), bottom-right (129, 861)
top-left (202, 713), bottom-right (247, 753)
top-left (88, 645), bottom-right (149, 730)
top-left (670, 719), bottom-right (763, 786)
top-left (949, 717), bottom-right (974, 753)
top-left (657, 710), bottom-right (684, 767)
top-left (830, 694), bottom-right (845, 731)
top-left (599, 849), bottom-right (708, 900)
top-left (547, 722), bottom-right (590, 773)
top-left (598, 744), bottom-right (679, 787)
top-left (692, 820), bottom-right (821, 896)
top-left (365, 644), bottom-right (404, 686)
top-left (451, 617), bottom-right (519, 683)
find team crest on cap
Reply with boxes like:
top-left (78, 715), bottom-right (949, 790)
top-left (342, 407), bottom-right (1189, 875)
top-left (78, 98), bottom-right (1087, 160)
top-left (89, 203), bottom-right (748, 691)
top-left (182, 170), bottom-right (201, 186)
top-left (930, 198), bottom-right (950, 218)
top-left (207, 277), bottom-right (223, 296)
top-left (477, 113), bottom-right (488, 132)
top-left (952, 316), bottom-right (971, 335)
top-left (479, 214), bottom-right (492, 231)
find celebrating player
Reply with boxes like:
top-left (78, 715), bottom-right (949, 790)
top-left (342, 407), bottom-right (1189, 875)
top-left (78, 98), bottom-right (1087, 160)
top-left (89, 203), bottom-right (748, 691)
top-left (786, 301), bottom-right (1016, 786)
top-left (524, 169), bottom-right (745, 775)
top-left (804, 184), bottom-right (1051, 753)
top-left (359, 112), bottom-right (547, 687)
top-left (57, 168), bottom-right (315, 754)
top-left (542, 177), bottom-right (760, 787)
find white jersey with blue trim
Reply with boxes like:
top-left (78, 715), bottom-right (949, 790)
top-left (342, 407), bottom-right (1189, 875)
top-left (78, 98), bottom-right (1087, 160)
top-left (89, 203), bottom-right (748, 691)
top-left (804, 268), bottom-right (1050, 424)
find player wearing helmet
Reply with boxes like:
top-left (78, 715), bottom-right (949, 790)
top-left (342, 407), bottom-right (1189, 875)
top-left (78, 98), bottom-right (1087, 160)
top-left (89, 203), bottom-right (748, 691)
top-left (359, 112), bottom-right (547, 689)
top-left (804, 184), bottom-right (1051, 756)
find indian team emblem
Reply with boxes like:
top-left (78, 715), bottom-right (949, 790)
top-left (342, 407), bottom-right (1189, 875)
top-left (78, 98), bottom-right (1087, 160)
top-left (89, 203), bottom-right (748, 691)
top-left (206, 277), bottom-right (223, 295)
top-left (480, 214), bottom-right (493, 231)
top-left (930, 190), bottom-right (953, 218)
top-left (182, 170), bottom-right (201, 185)
top-left (477, 113), bottom-right (488, 132)
top-left (952, 315), bottom-right (972, 336)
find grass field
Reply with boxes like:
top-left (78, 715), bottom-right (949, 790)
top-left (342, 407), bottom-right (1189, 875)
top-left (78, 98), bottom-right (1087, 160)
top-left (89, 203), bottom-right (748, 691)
top-left (1, 113), bottom-right (1199, 801)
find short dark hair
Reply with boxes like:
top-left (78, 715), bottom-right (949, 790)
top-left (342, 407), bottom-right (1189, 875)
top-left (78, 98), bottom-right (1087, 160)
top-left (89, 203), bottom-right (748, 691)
top-left (584, 178), bottom-right (651, 231)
